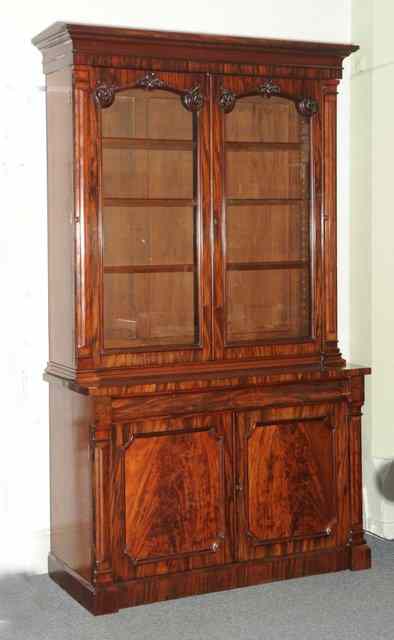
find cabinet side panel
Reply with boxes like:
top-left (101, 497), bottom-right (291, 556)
top-left (49, 384), bottom-right (93, 582)
top-left (46, 68), bottom-right (75, 369)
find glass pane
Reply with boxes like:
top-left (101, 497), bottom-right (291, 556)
top-left (225, 96), bottom-right (299, 143)
top-left (103, 207), bottom-right (193, 266)
top-left (102, 147), bottom-right (193, 199)
top-left (104, 273), bottom-right (195, 349)
top-left (225, 148), bottom-right (307, 199)
top-left (226, 204), bottom-right (308, 263)
top-left (101, 89), bottom-right (199, 349)
top-left (224, 95), bottom-right (311, 343)
top-left (227, 269), bottom-right (310, 342)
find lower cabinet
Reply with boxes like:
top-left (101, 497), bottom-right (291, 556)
top-left (47, 375), bottom-right (371, 614)
top-left (112, 400), bottom-right (350, 578)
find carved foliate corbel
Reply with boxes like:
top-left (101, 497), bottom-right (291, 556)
top-left (218, 88), bottom-right (237, 113)
top-left (181, 85), bottom-right (204, 112)
top-left (94, 84), bottom-right (117, 109)
top-left (297, 97), bottom-right (319, 117)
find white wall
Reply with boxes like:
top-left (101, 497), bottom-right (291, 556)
top-left (0, 0), bottom-right (352, 574)
top-left (351, 0), bottom-right (394, 540)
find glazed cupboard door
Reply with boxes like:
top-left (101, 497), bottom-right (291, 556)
top-left (235, 401), bottom-right (350, 561)
top-left (112, 412), bottom-right (234, 580)
top-left (91, 70), bottom-right (212, 368)
top-left (212, 76), bottom-right (322, 364)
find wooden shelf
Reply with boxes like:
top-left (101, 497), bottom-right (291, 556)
top-left (104, 335), bottom-right (196, 349)
top-left (104, 264), bottom-right (195, 274)
top-left (103, 197), bottom-right (196, 208)
top-left (225, 141), bottom-right (301, 151)
top-left (227, 260), bottom-right (308, 271)
top-left (227, 328), bottom-right (293, 341)
top-left (102, 137), bottom-right (194, 151)
top-left (227, 198), bottom-right (308, 206)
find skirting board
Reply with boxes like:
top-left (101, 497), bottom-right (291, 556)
top-left (0, 528), bottom-right (50, 575)
top-left (364, 456), bottom-right (394, 540)
top-left (365, 518), bottom-right (394, 540)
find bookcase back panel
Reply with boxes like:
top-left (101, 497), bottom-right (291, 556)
top-left (101, 89), bottom-right (193, 140)
top-left (103, 206), bottom-right (194, 266)
top-left (225, 96), bottom-right (299, 143)
top-left (103, 272), bottom-right (196, 349)
top-left (103, 148), bottom-right (194, 199)
top-left (226, 268), bottom-right (310, 342)
top-left (226, 204), bottom-right (308, 263)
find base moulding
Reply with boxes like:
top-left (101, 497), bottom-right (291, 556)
top-left (48, 544), bottom-right (371, 615)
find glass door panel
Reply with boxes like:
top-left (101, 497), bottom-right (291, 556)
top-left (100, 89), bottom-right (199, 350)
top-left (223, 95), bottom-right (311, 344)
top-left (227, 268), bottom-right (309, 342)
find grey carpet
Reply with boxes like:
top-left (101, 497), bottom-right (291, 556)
top-left (0, 536), bottom-right (393, 640)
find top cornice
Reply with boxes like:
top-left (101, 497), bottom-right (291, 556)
top-left (32, 22), bottom-right (359, 77)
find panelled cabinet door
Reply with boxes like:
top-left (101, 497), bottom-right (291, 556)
top-left (112, 412), bottom-right (234, 580)
top-left (88, 70), bottom-right (212, 368)
top-left (235, 401), bottom-right (350, 561)
top-left (212, 75), bottom-right (322, 363)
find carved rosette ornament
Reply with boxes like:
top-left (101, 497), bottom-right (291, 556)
top-left (297, 97), bottom-right (319, 117)
top-left (257, 79), bottom-right (281, 97)
top-left (181, 86), bottom-right (204, 112)
top-left (136, 71), bottom-right (167, 91)
top-left (218, 88), bottom-right (237, 113)
top-left (94, 84), bottom-right (117, 109)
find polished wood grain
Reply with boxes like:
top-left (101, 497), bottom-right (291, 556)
top-left (227, 261), bottom-right (307, 270)
top-left (321, 80), bottom-right (345, 367)
top-left (49, 385), bottom-right (94, 583)
top-left (103, 197), bottom-right (195, 207)
top-left (348, 375), bottom-right (372, 570)
top-left (46, 68), bottom-right (75, 369)
top-left (102, 138), bottom-right (194, 150)
top-left (73, 67), bottom-right (92, 361)
top-left (112, 413), bottom-right (233, 580)
top-left (112, 379), bottom-right (347, 419)
top-left (34, 24), bottom-right (369, 616)
top-left (246, 417), bottom-right (335, 543)
top-left (49, 545), bottom-right (350, 615)
top-left (32, 22), bottom-right (358, 78)
top-left (236, 404), bottom-right (338, 561)
top-left (103, 265), bottom-right (195, 274)
top-left (123, 429), bottom-right (223, 563)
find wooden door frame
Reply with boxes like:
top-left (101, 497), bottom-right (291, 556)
top-left (76, 67), bottom-right (213, 372)
top-left (211, 74), bottom-right (324, 366)
top-left (234, 400), bottom-right (350, 561)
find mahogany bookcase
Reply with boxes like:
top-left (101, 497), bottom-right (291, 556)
top-left (33, 23), bottom-right (371, 615)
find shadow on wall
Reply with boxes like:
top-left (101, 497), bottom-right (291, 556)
top-left (374, 461), bottom-right (394, 502)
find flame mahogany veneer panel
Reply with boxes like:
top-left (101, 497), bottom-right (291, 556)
top-left (236, 406), bottom-right (338, 562)
top-left (112, 413), bottom-right (233, 580)
top-left (123, 430), bottom-right (223, 562)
